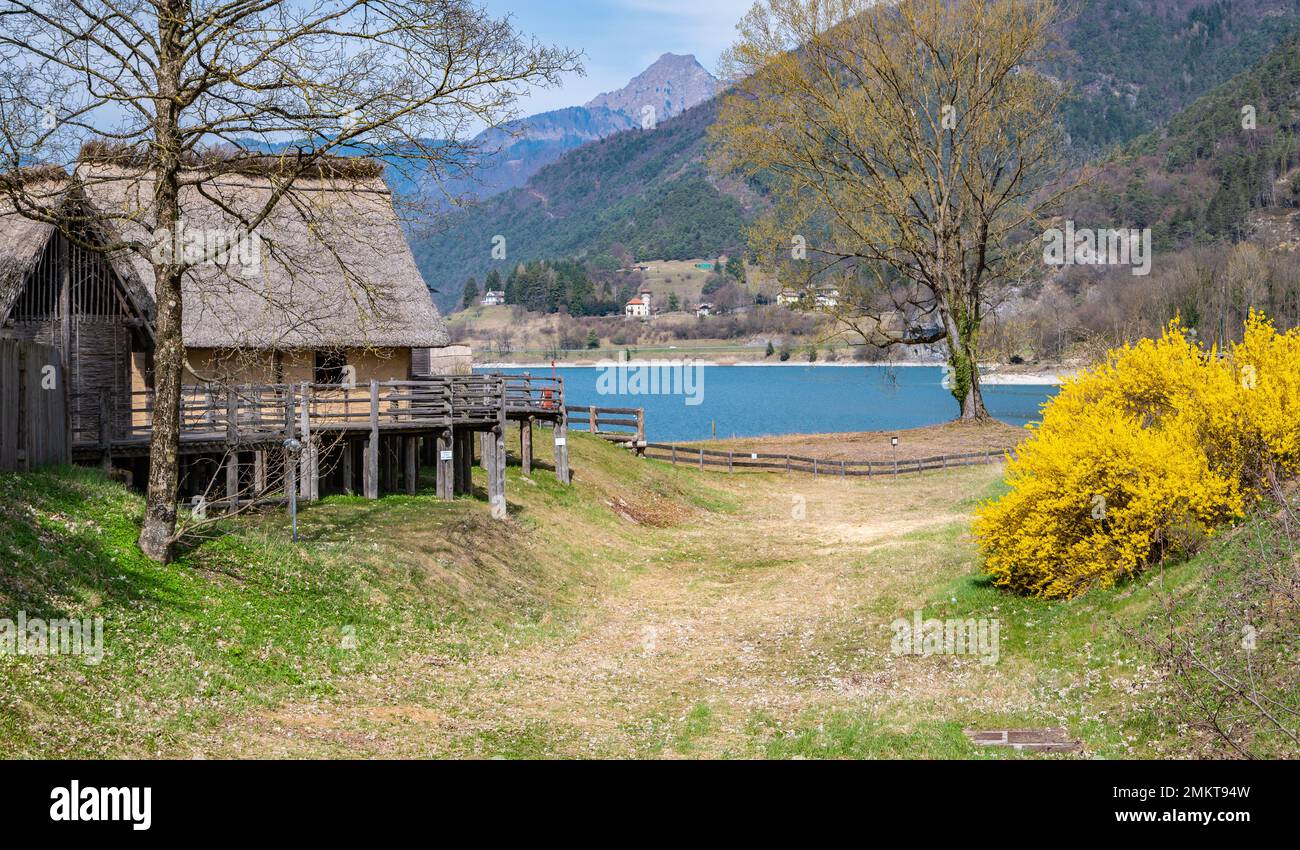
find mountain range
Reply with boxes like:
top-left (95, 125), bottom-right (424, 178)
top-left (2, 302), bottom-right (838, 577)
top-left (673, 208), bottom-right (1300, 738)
top-left (425, 53), bottom-right (721, 206)
top-left (409, 0), bottom-right (1300, 313)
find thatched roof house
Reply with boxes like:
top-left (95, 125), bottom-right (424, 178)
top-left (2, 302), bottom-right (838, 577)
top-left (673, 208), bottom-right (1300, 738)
top-left (3, 151), bottom-right (459, 402)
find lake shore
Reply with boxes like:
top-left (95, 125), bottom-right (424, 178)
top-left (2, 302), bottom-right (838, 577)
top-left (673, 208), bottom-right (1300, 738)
top-left (683, 419), bottom-right (1026, 462)
top-left (477, 360), bottom-right (1079, 385)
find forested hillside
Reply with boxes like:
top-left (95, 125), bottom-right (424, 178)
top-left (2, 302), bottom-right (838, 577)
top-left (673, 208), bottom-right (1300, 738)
top-left (411, 0), bottom-right (1300, 311)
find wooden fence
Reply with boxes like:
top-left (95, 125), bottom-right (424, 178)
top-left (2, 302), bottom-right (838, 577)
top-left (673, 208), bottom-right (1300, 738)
top-left (0, 339), bottom-right (70, 472)
top-left (642, 443), bottom-right (1010, 477)
top-left (565, 405), bottom-right (646, 447)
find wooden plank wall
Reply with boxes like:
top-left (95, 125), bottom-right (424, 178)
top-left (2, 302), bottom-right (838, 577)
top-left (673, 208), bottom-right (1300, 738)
top-left (0, 339), bottom-right (70, 472)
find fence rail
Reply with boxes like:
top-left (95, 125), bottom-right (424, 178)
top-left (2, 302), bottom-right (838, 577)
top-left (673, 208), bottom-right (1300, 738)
top-left (642, 443), bottom-right (1010, 477)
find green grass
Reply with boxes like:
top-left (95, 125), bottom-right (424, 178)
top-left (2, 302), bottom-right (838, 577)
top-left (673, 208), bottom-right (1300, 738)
top-left (1, 436), bottom-right (1292, 759)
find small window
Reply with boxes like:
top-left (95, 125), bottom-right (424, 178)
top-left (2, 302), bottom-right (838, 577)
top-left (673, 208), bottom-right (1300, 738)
top-left (314, 350), bottom-right (347, 385)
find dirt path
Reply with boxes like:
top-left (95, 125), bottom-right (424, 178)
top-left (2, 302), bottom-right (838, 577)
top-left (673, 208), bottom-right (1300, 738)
top-left (204, 465), bottom-right (1041, 759)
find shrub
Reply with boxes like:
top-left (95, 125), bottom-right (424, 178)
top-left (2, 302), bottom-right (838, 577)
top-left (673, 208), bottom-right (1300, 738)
top-left (975, 315), bottom-right (1300, 599)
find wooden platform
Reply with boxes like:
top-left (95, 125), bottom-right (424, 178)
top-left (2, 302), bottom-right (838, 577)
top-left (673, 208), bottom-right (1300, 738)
top-left (69, 374), bottom-right (572, 516)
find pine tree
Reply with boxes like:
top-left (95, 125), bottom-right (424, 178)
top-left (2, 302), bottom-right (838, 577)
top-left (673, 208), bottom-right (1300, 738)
top-left (461, 277), bottom-right (480, 309)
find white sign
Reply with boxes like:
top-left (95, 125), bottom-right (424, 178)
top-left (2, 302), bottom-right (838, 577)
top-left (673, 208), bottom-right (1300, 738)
top-left (440, 450), bottom-right (453, 461)
top-left (555, 438), bottom-right (567, 447)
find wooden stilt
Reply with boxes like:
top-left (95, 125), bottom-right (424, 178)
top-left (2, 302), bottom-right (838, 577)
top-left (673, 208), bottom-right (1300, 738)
top-left (436, 428), bottom-right (454, 501)
top-left (254, 451), bottom-right (266, 496)
top-left (405, 436), bottom-right (418, 495)
top-left (225, 452), bottom-right (239, 511)
top-left (487, 427), bottom-right (507, 519)
top-left (365, 379), bottom-right (380, 499)
top-left (341, 443), bottom-right (353, 496)
top-left (554, 414), bottom-right (571, 485)
top-left (520, 417), bottom-right (533, 476)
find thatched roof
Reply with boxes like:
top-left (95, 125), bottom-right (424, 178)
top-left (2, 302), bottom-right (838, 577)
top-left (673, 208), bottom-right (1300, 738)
top-left (72, 160), bottom-right (448, 350)
top-left (2, 171), bottom-right (153, 330)
top-left (0, 173), bottom-right (72, 321)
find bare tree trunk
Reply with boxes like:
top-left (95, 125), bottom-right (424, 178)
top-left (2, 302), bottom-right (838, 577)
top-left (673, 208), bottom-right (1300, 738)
top-left (138, 2), bottom-right (185, 563)
top-left (139, 267), bottom-right (184, 561)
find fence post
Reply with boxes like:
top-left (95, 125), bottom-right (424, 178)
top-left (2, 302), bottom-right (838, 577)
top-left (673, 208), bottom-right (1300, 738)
top-left (589, 405), bottom-right (598, 435)
top-left (636, 408), bottom-right (646, 455)
top-left (671, 445), bottom-right (677, 466)
top-left (698, 448), bottom-right (704, 471)
top-left (840, 460), bottom-right (846, 477)
top-left (727, 451), bottom-right (733, 473)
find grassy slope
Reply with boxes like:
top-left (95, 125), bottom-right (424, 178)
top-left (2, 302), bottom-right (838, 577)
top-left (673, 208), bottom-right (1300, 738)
top-left (0, 436), bottom-right (732, 757)
top-left (0, 435), bottom-right (1287, 758)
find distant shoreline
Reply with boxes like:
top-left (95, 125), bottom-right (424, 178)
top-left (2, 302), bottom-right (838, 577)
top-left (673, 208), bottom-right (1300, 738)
top-left (476, 360), bottom-right (1075, 385)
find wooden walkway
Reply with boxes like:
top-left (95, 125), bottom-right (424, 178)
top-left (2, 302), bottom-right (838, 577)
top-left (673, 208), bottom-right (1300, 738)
top-left (68, 374), bottom-right (571, 517)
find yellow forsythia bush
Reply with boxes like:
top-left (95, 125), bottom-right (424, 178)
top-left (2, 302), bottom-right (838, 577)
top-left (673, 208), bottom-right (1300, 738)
top-left (975, 314), bottom-right (1300, 600)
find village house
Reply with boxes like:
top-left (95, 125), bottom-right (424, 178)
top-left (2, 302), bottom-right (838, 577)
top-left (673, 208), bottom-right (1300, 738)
top-left (480, 290), bottom-right (506, 307)
top-left (625, 290), bottom-right (652, 319)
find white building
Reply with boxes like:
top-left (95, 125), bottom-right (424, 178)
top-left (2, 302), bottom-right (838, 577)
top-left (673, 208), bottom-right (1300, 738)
top-left (481, 290), bottom-right (506, 306)
top-left (696, 302), bottom-right (715, 317)
top-left (777, 286), bottom-right (840, 309)
top-left (625, 296), bottom-right (649, 318)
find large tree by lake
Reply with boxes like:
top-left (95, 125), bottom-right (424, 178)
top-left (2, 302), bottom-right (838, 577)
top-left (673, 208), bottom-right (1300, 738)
top-left (711, 0), bottom-right (1075, 420)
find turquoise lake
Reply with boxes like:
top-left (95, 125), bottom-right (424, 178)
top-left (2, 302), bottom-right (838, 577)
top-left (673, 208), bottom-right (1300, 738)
top-left (495, 365), bottom-right (1058, 443)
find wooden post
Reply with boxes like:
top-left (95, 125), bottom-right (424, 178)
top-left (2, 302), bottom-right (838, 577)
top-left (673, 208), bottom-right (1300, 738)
top-left (727, 451), bottom-right (733, 473)
top-left (226, 451), bottom-right (239, 511)
top-left (554, 414), bottom-right (571, 486)
top-left (488, 426), bottom-right (507, 519)
top-left (436, 428), bottom-right (454, 501)
top-left (283, 384), bottom-right (296, 506)
top-left (98, 388), bottom-right (112, 472)
top-left (254, 451), bottom-right (267, 496)
top-left (405, 435), bottom-right (418, 495)
top-left (341, 444), bottom-right (353, 496)
top-left (365, 379), bottom-right (379, 499)
top-left (698, 448), bottom-right (704, 470)
top-left (636, 408), bottom-right (646, 456)
top-left (520, 417), bottom-right (533, 476)
top-left (589, 405), bottom-right (597, 436)
top-left (671, 445), bottom-right (677, 466)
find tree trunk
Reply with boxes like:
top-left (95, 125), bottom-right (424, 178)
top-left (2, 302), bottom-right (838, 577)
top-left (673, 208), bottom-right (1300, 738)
top-left (138, 267), bottom-right (184, 561)
top-left (944, 310), bottom-right (990, 422)
top-left (138, 6), bottom-right (186, 563)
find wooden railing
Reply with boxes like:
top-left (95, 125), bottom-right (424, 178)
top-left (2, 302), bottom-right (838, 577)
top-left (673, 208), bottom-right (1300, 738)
top-left (566, 405), bottom-right (645, 446)
top-left (498, 374), bottom-right (565, 418)
top-left (642, 444), bottom-right (1010, 476)
top-left (72, 375), bottom-right (510, 449)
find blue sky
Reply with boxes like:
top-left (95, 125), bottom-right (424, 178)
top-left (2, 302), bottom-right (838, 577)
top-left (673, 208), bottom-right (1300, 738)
top-left (481, 0), bottom-right (754, 114)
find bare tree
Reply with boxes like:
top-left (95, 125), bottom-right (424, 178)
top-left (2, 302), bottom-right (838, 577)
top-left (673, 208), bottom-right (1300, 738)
top-left (711, 0), bottom-right (1079, 420)
top-left (0, 0), bottom-right (579, 561)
